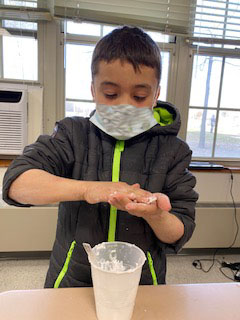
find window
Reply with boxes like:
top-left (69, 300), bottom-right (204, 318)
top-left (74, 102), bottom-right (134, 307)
top-left (65, 21), bottom-right (171, 118)
top-left (186, 0), bottom-right (240, 159)
top-left (65, 43), bottom-right (95, 117)
top-left (66, 21), bottom-right (101, 36)
top-left (194, 0), bottom-right (240, 41)
top-left (3, 36), bottom-right (38, 80)
top-left (0, 20), bottom-right (38, 81)
top-left (3, 20), bottom-right (37, 31)
top-left (186, 54), bottom-right (240, 159)
top-left (193, 0), bottom-right (240, 49)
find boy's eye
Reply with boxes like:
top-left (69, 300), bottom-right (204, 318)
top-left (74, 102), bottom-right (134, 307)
top-left (134, 96), bottom-right (146, 102)
top-left (105, 94), bottom-right (118, 99)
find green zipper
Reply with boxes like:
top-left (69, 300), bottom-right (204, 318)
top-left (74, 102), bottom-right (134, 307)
top-left (147, 251), bottom-right (158, 285)
top-left (54, 240), bottom-right (76, 288)
top-left (107, 140), bottom-right (158, 285)
top-left (108, 140), bottom-right (125, 242)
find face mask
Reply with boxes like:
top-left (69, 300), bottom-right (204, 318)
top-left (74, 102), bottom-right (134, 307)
top-left (90, 104), bottom-right (158, 140)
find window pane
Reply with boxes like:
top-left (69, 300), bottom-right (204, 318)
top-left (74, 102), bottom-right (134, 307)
top-left (226, 21), bottom-right (240, 32)
top-left (220, 58), bottom-right (240, 109)
top-left (3, 20), bottom-right (37, 31)
top-left (65, 101), bottom-right (95, 117)
top-left (4, 0), bottom-right (37, 7)
top-left (192, 42), bottom-right (222, 48)
top-left (146, 31), bottom-right (170, 43)
top-left (195, 13), bottom-right (224, 23)
top-left (194, 26), bottom-right (224, 38)
top-left (190, 55), bottom-right (222, 107)
top-left (197, 0), bottom-right (226, 9)
top-left (159, 51), bottom-right (169, 101)
top-left (215, 111), bottom-right (240, 158)
top-left (225, 30), bottom-right (240, 39)
top-left (194, 21), bottom-right (224, 30)
top-left (103, 27), bottom-right (171, 42)
top-left (227, 16), bottom-right (240, 25)
top-left (103, 25), bottom-right (116, 36)
top-left (65, 44), bottom-right (94, 100)
top-left (3, 36), bottom-right (37, 80)
top-left (223, 44), bottom-right (240, 49)
top-left (195, 0), bottom-right (240, 42)
top-left (186, 108), bottom-right (217, 157)
top-left (67, 21), bottom-right (101, 36)
top-left (196, 7), bottom-right (225, 16)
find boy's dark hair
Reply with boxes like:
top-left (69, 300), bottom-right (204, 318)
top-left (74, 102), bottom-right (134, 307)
top-left (91, 26), bottom-right (161, 83)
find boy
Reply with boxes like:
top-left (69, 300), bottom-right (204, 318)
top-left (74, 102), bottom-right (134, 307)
top-left (2, 26), bottom-right (198, 287)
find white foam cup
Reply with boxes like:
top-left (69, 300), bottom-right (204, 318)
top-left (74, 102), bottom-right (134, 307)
top-left (88, 241), bottom-right (146, 320)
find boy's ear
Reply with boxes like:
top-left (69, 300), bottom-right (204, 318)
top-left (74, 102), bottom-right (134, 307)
top-left (154, 86), bottom-right (160, 106)
top-left (91, 82), bottom-right (96, 101)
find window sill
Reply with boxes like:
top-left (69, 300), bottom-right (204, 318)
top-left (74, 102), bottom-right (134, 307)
top-left (0, 160), bottom-right (13, 167)
top-left (190, 166), bottom-right (240, 173)
top-left (1, 159), bottom-right (240, 173)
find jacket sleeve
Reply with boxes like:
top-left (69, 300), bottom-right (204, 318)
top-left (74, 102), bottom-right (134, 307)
top-left (2, 118), bottom-right (75, 207)
top-left (162, 140), bottom-right (198, 253)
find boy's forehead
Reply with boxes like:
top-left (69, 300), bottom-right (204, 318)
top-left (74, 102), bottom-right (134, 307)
top-left (94, 59), bottom-right (158, 88)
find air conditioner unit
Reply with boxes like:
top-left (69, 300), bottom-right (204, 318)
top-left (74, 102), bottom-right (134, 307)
top-left (0, 89), bottom-right (27, 155)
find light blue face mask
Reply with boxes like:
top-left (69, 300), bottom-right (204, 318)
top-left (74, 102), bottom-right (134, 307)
top-left (90, 104), bottom-right (158, 140)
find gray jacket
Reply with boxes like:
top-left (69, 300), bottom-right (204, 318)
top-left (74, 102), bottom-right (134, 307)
top-left (2, 101), bottom-right (198, 287)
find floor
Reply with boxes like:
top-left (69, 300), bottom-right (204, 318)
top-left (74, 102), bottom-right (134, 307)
top-left (1, 253), bottom-right (240, 293)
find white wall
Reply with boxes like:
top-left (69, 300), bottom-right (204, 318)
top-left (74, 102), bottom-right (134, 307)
top-left (185, 170), bottom-right (240, 248)
top-left (193, 171), bottom-right (240, 204)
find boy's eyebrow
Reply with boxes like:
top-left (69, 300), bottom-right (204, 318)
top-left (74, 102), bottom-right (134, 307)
top-left (134, 84), bottom-right (151, 90)
top-left (100, 81), bottom-right (119, 87)
top-left (100, 82), bottom-right (151, 90)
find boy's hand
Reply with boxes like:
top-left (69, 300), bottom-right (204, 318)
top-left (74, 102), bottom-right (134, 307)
top-left (83, 181), bottom-right (152, 205)
top-left (108, 192), bottom-right (171, 217)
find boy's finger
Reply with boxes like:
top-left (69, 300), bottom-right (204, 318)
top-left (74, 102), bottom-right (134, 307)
top-left (132, 183), bottom-right (140, 189)
top-left (125, 202), bottom-right (156, 217)
top-left (155, 193), bottom-right (171, 211)
top-left (108, 193), bottom-right (133, 209)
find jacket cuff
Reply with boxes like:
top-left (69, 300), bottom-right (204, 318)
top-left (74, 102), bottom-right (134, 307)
top-left (165, 211), bottom-right (195, 254)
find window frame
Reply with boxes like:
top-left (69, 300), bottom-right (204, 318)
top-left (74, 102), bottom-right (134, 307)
top-left (187, 44), bottom-right (240, 161)
top-left (64, 22), bottom-right (177, 118)
top-left (60, 20), bottom-right (240, 164)
top-left (0, 19), bottom-right (43, 85)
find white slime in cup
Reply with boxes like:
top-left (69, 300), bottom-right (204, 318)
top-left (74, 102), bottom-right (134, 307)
top-left (88, 242), bottom-right (146, 320)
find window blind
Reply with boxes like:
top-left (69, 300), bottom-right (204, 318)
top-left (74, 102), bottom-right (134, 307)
top-left (53, 0), bottom-right (195, 35)
top-left (1, 0), bottom-right (240, 42)
top-left (0, 0), bottom-right (51, 21)
top-left (191, 0), bottom-right (240, 42)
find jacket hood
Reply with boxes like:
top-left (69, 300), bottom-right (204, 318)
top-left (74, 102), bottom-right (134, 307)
top-left (151, 100), bottom-right (181, 136)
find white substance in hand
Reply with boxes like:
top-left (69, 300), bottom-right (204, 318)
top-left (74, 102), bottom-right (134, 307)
top-left (131, 195), bottom-right (157, 205)
top-left (145, 196), bottom-right (157, 204)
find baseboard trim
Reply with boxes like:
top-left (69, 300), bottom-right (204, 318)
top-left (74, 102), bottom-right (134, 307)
top-left (172, 247), bottom-right (240, 256)
top-left (1, 247), bottom-right (240, 260)
top-left (0, 251), bottom-right (51, 260)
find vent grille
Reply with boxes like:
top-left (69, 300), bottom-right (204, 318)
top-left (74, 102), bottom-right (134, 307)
top-left (0, 110), bottom-right (24, 152)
